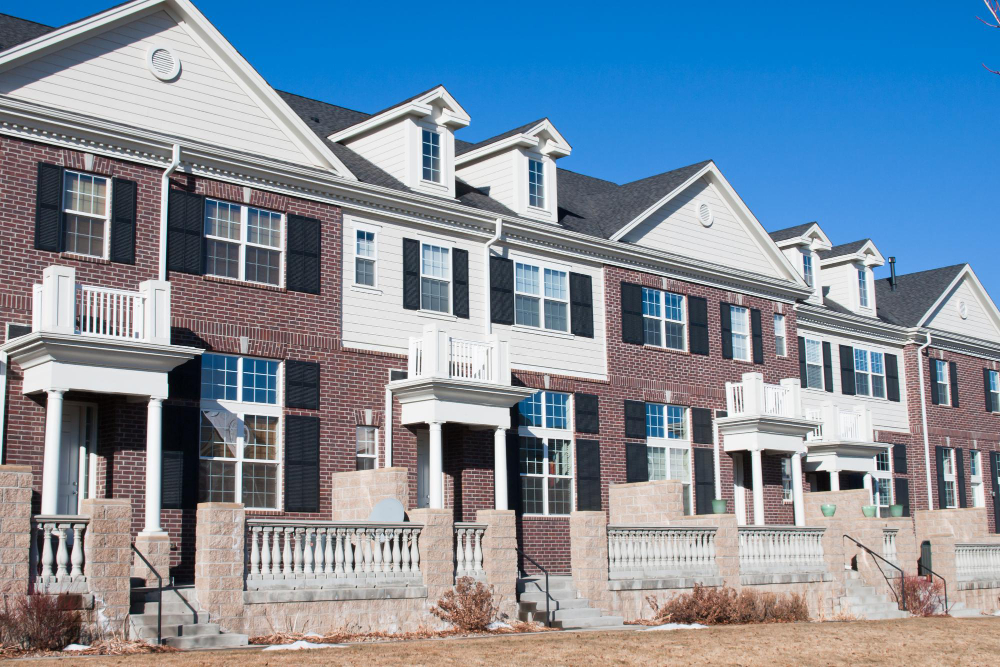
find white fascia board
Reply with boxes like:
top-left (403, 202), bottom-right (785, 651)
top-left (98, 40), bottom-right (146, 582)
top-left (818, 240), bottom-right (885, 268)
top-left (329, 86), bottom-right (470, 143)
top-left (795, 303), bottom-right (910, 346)
top-left (455, 134), bottom-right (539, 166)
top-left (608, 162), bottom-right (713, 242)
top-left (918, 265), bottom-right (1000, 337)
top-left (773, 223), bottom-right (832, 250)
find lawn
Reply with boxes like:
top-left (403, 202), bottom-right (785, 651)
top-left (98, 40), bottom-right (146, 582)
top-left (23, 616), bottom-right (1000, 666)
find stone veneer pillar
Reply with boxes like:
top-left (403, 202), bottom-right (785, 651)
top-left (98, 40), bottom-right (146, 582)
top-left (569, 511), bottom-right (611, 612)
top-left (0, 465), bottom-right (33, 596)
top-left (194, 502), bottom-right (246, 632)
top-left (408, 508), bottom-right (454, 610)
top-left (133, 532), bottom-right (171, 587)
top-left (476, 509), bottom-right (517, 617)
top-left (81, 498), bottom-right (132, 627)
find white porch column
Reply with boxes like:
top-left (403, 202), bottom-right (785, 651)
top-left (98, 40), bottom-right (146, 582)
top-left (791, 452), bottom-right (805, 527)
top-left (494, 427), bottom-right (508, 510)
top-left (41, 389), bottom-right (66, 515)
top-left (863, 472), bottom-right (873, 500)
top-left (429, 421), bottom-right (444, 509)
top-left (751, 448), bottom-right (765, 526)
top-left (830, 469), bottom-right (840, 491)
top-left (142, 397), bottom-right (165, 534)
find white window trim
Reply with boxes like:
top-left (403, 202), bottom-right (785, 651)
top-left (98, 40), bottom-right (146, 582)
top-left (645, 404), bottom-right (693, 514)
top-left (872, 449), bottom-right (893, 512)
top-left (418, 237), bottom-right (454, 316)
top-left (351, 220), bottom-right (380, 290)
top-left (942, 447), bottom-right (957, 509)
top-left (420, 126), bottom-right (442, 185)
top-left (858, 266), bottom-right (870, 309)
top-left (970, 450), bottom-right (985, 508)
top-left (642, 287), bottom-right (687, 351)
top-left (518, 391), bottom-right (574, 516)
top-left (854, 348), bottom-right (887, 400)
top-left (803, 337), bottom-right (824, 390)
top-left (730, 305), bottom-right (751, 362)
top-left (356, 425), bottom-right (379, 471)
top-left (781, 456), bottom-right (794, 503)
top-left (934, 360), bottom-right (952, 406)
top-left (62, 170), bottom-right (112, 260)
top-left (774, 313), bottom-right (787, 357)
top-left (204, 199), bottom-right (286, 288)
top-left (511, 255), bottom-right (572, 335)
top-left (988, 370), bottom-right (1000, 413)
top-left (527, 157), bottom-right (546, 210)
top-left (802, 251), bottom-right (814, 288)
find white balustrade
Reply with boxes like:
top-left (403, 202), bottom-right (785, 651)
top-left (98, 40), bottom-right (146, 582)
top-left (804, 409), bottom-right (824, 441)
top-left (763, 384), bottom-right (786, 416)
top-left (955, 543), bottom-right (1000, 582)
top-left (31, 516), bottom-right (89, 589)
top-left (454, 523), bottom-right (486, 580)
top-left (724, 373), bottom-right (801, 418)
top-left (449, 339), bottom-right (493, 382)
top-left (77, 284), bottom-right (144, 340)
top-left (404, 324), bottom-right (510, 385)
top-left (246, 520), bottom-right (422, 589)
top-left (882, 528), bottom-right (899, 564)
top-left (607, 527), bottom-right (718, 579)
top-left (838, 411), bottom-right (863, 441)
top-left (738, 527), bottom-right (826, 574)
top-left (805, 403), bottom-right (874, 444)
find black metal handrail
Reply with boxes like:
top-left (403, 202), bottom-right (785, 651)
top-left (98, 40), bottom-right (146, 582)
top-left (843, 534), bottom-right (906, 612)
top-left (131, 544), bottom-right (162, 645)
top-left (917, 562), bottom-right (949, 615)
top-left (515, 547), bottom-right (551, 627)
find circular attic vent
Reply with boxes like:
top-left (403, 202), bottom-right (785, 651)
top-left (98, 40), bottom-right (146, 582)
top-left (147, 45), bottom-right (180, 81)
top-left (697, 201), bottom-right (714, 227)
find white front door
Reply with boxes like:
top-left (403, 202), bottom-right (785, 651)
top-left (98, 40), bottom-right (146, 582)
top-left (417, 430), bottom-right (429, 509)
top-left (57, 406), bottom-right (82, 515)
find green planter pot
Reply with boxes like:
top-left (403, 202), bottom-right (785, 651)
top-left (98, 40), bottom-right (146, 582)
top-left (889, 504), bottom-right (904, 517)
top-left (712, 498), bottom-right (728, 514)
top-left (820, 504), bottom-right (837, 517)
top-left (862, 505), bottom-right (877, 518)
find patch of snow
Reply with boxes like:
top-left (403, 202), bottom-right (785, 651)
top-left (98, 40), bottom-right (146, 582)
top-left (63, 644), bottom-right (90, 651)
top-left (263, 640), bottom-right (345, 651)
top-left (643, 623), bottom-right (708, 632)
top-left (486, 621), bottom-right (512, 630)
top-left (993, 610), bottom-right (1000, 617)
top-left (303, 632), bottom-right (323, 638)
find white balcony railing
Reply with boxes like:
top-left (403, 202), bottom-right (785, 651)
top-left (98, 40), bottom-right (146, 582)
top-left (31, 265), bottom-right (171, 345)
top-left (454, 522), bottom-right (486, 580)
top-left (725, 373), bottom-right (802, 419)
top-left (805, 403), bottom-right (875, 444)
top-left (738, 526), bottom-right (826, 575)
top-left (955, 543), bottom-right (1000, 582)
top-left (406, 324), bottom-right (510, 385)
top-left (608, 526), bottom-right (718, 580)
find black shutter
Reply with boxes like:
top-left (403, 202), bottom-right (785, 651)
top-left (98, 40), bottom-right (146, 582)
top-left (798, 336), bottom-right (807, 385)
top-left (166, 189), bottom-right (204, 275)
top-left (284, 416), bottom-right (320, 512)
top-left (506, 430), bottom-right (521, 514)
top-left (930, 359), bottom-right (940, 405)
top-left (935, 445), bottom-right (946, 509)
top-left (490, 255), bottom-right (514, 325)
top-left (991, 452), bottom-right (1000, 533)
top-left (694, 448), bottom-right (715, 515)
top-left (401, 238), bottom-right (421, 310)
top-left (984, 369), bottom-right (995, 413)
top-left (949, 361), bottom-right (960, 408)
top-left (34, 163), bottom-right (64, 252)
top-left (956, 448), bottom-right (968, 508)
top-left (452, 249), bottom-right (469, 318)
top-left (576, 439), bottom-right (602, 511)
top-left (688, 296), bottom-right (709, 356)
top-left (620, 282), bottom-right (644, 345)
top-left (110, 177), bottom-right (137, 264)
top-left (823, 342), bottom-right (834, 393)
top-left (894, 478), bottom-right (910, 518)
top-left (750, 308), bottom-right (764, 364)
top-left (719, 303), bottom-right (733, 359)
top-left (285, 360), bottom-right (320, 410)
top-left (885, 354), bottom-right (901, 402)
top-left (892, 443), bottom-right (908, 475)
top-left (574, 393), bottom-right (600, 434)
top-left (168, 356), bottom-right (201, 401)
top-left (625, 442), bottom-right (649, 483)
top-left (691, 407), bottom-right (713, 445)
top-left (569, 273), bottom-right (594, 338)
top-left (624, 400), bottom-right (646, 439)
top-left (286, 214), bottom-right (321, 294)
top-left (161, 405), bottom-right (200, 510)
top-left (839, 345), bottom-right (856, 396)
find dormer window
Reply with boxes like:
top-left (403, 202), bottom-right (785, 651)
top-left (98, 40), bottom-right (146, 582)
top-left (528, 159), bottom-right (546, 209)
top-left (802, 252), bottom-right (814, 287)
top-left (858, 267), bottom-right (869, 308)
top-left (421, 129), bottom-right (441, 183)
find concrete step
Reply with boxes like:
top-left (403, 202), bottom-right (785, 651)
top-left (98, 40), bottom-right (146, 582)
top-left (131, 600), bottom-right (201, 615)
top-left (552, 615), bottom-right (625, 630)
top-left (858, 610), bottom-right (911, 621)
top-left (840, 594), bottom-right (892, 606)
top-left (841, 602), bottom-right (906, 616)
top-left (519, 590), bottom-right (581, 604)
top-left (132, 623), bottom-right (222, 640)
top-left (518, 597), bottom-right (591, 612)
top-left (949, 603), bottom-right (983, 618)
top-left (130, 611), bottom-right (210, 627)
top-left (520, 607), bottom-right (603, 623)
top-left (518, 577), bottom-right (576, 594)
top-left (162, 633), bottom-right (249, 650)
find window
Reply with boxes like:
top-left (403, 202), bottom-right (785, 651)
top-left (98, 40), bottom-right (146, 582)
top-left (804, 338), bottom-right (824, 390)
top-left (63, 171), bottom-right (110, 259)
top-left (942, 447), bottom-right (956, 508)
top-left (858, 268), bottom-right (870, 308)
top-left (514, 262), bottom-right (569, 332)
top-left (517, 390), bottom-right (573, 515)
top-left (199, 353), bottom-right (281, 510)
top-left (642, 287), bottom-right (686, 350)
top-left (988, 371), bottom-right (1000, 412)
top-left (774, 314), bottom-right (786, 357)
top-left (356, 426), bottom-right (377, 471)
top-left (355, 229), bottom-right (376, 287)
top-left (420, 243), bottom-right (450, 313)
top-left (971, 450), bottom-right (985, 508)
top-left (934, 360), bottom-right (951, 406)
top-left (645, 403), bottom-right (691, 514)
top-left (528, 159), bottom-right (545, 208)
top-left (876, 451), bottom-right (891, 473)
top-left (781, 457), bottom-right (793, 502)
top-left (421, 129), bottom-right (441, 183)
top-left (730, 306), bottom-right (750, 362)
top-left (204, 199), bottom-right (283, 286)
top-left (873, 450), bottom-right (893, 516)
top-left (802, 252), bottom-right (814, 288)
top-left (854, 349), bottom-right (886, 399)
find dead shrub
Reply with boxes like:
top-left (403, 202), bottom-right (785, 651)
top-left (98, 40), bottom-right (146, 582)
top-left (647, 585), bottom-right (809, 625)
top-left (895, 576), bottom-right (945, 616)
top-left (431, 577), bottom-right (501, 632)
top-left (0, 593), bottom-right (81, 650)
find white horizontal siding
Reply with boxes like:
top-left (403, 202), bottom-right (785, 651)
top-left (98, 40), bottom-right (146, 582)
top-left (456, 152), bottom-right (515, 209)
top-left (343, 120), bottom-right (408, 183)
top-left (926, 278), bottom-right (1000, 343)
top-left (820, 263), bottom-right (855, 312)
top-left (622, 178), bottom-right (781, 279)
top-left (0, 11), bottom-right (310, 164)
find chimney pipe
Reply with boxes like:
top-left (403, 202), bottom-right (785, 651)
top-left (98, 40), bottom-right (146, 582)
top-left (888, 256), bottom-right (897, 291)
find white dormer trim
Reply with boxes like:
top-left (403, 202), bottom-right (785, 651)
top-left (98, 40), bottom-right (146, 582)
top-left (818, 240), bottom-right (886, 268)
top-left (772, 223), bottom-right (832, 252)
top-left (918, 265), bottom-right (1000, 333)
top-left (328, 86), bottom-right (470, 144)
top-left (454, 119), bottom-right (572, 167)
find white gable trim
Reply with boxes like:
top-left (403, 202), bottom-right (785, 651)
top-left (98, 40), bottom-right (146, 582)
top-left (455, 119), bottom-right (572, 166)
top-left (918, 265), bottom-right (1000, 334)
top-left (773, 223), bottom-right (832, 251)
top-left (0, 0), bottom-right (356, 178)
top-left (818, 240), bottom-right (886, 268)
top-left (328, 86), bottom-right (470, 143)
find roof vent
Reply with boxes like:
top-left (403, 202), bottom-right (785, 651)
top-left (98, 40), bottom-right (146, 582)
top-left (697, 201), bottom-right (714, 227)
top-left (147, 45), bottom-right (180, 81)
top-left (958, 299), bottom-right (969, 320)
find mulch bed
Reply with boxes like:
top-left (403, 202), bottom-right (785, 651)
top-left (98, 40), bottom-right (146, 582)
top-left (249, 621), bottom-right (554, 646)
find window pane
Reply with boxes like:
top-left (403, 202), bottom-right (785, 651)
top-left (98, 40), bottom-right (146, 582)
top-left (944, 481), bottom-right (955, 508)
top-left (876, 451), bottom-right (891, 472)
top-left (666, 406), bottom-right (686, 440)
top-left (521, 476), bottom-right (543, 514)
top-left (648, 447), bottom-right (666, 481)
top-left (201, 354), bottom-right (238, 400)
top-left (515, 264), bottom-right (540, 295)
top-left (854, 349), bottom-right (869, 373)
top-left (241, 462), bottom-right (277, 508)
top-left (356, 426), bottom-right (376, 456)
top-left (356, 230), bottom-right (375, 258)
top-left (549, 439), bottom-right (572, 476)
top-left (732, 333), bottom-right (749, 361)
top-left (528, 159), bottom-right (545, 208)
top-left (421, 244), bottom-right (449, 279)
top-left (643, 317), bottom-right (662, 346)
top-left (971, 451), bottom-right (981, 476)
top-left (664, 293), bottom-right (684, 322)
top-left (247, 208), bottom-right (281, 248)
top-left (242, 358), bottom-right (278, 404)
top-left (515, 295), bottom-right (540, 327)
top-left (245, 246), bottom-right (280, 285)
top-left (205, 239), bottom-right (239, 279)
top-left (422, 129), bottom-right (441, 182)
top-left (646, 404), bottom-right (665, 438)
top-left (543, 269), bottom-right (567, 300)
top-left (518, 393), bottom-right (543, 427)
top-left (731, 307), bottom-right (749, 334)
top-left (544, 300), bottom-right (568, 331)
top-left (243, 415), bottom-right (278, 460)
top-left (64, 215), bottom-right (106, 257)
top-left (669, 448), bottom-right (689, 481)
top-left (642, 288), bottom-right (661, 318)
top-left (205, 200), bottom-right (241, 240)
top-left (421, 278), bottom-right (449, 312)
top-left (200, 412), bottom-right (237, 458)
top-left (64, 172), bottom-right (108, 216)
top-left (855, 371), bottom-right (870, 396)
top-left (199, 460), bottom-right (235, 503)
top-left (805, 340), bottom-right (823, 390)
top-left (545, 393), bottom-right (569, 429)
top-left (548, 477), bottom-right (571, 515)
top-left (665, 322), bottom-right (685, 351)
top-left (356, 456), bottom-right (375, 471)
top-left (520, 436), bottom-right (544, 475)
top-left (872, 375), bottom-right (885, 399)
top-left (356, 257), bottom-right (375, 286)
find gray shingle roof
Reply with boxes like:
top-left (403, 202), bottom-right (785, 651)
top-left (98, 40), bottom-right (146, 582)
top-left (768, 223), bottom-right (817, 243)
top-left (455, 119), bottom-right (546, 156)
top-left (817, 239), bottom-right (871, 260)
top-left (0, 12), bottom-right (54, 52)
top-left (875, 264), bottom-right (965, 327)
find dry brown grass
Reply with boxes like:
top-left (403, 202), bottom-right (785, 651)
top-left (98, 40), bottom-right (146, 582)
top-left (11, 616), bottom-right (1000, 666)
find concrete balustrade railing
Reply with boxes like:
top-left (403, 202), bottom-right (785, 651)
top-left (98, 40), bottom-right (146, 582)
top-left (955, 543), bottom-right (1000, 582)
top-left (738, 526), bottom-right (825, 574)
top-left (608, 526), bottom-right (718, 580)
top-left (883, 528), bottom-right (899, 564)
top-left (245, 520), bottom-right (422, 590)
top-left (454, 522), bottom-right (485, 580)
top-left (31, 515), bottom-right (90, 590)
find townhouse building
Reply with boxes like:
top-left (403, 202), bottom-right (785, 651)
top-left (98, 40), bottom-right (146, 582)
top-left (0, 0), bottom-right (997, 642)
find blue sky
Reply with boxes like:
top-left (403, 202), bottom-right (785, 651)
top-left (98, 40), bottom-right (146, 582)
top-left (9, 1), bottom-right (1000, 295)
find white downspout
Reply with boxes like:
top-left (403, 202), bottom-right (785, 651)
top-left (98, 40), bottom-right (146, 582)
top-left (916, 331), bottom-right (933, 505)
top-left (0, 351), bottom-right (7, 463)
top-left (158, 144), bottom-right (182, 281)
top-left (384, 384), bottom-right (393, 467)
top-left (484, 217), bottom-right (503, 336)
